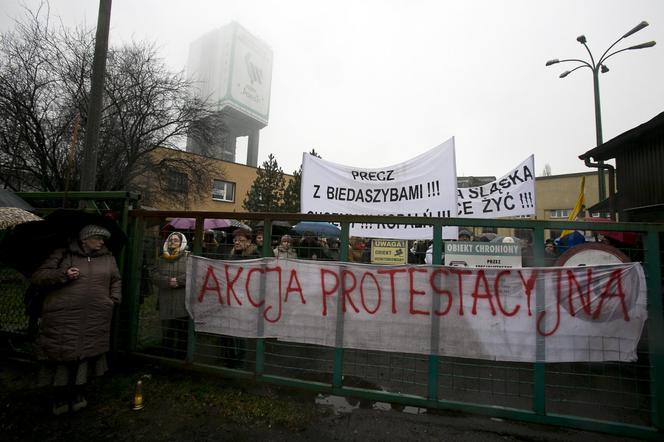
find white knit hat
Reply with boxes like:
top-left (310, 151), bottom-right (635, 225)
top-left (79, 224), bottom-right (111, 241)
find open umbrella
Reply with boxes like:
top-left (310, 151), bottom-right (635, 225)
top-left (167, 218), bottom-right (232, 230)
top-left (0, 220), bottom-right (61, 277)
top-left (1, 209), bottom-right (127, 277)
top-left (0, 189), bottom-right (41, 229)
top-left (477, 232), bottom-right (497, 242)
top-left (255, 220), bottom-right (292, 235)
top-left (292, 221), bottom-right (341, 237)
top-left (0, 207), bottom-right (42, 229)
top-left (43, 209), bottom-right (128, 254)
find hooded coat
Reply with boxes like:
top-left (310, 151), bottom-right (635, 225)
top-left (31, 240), bottom-right (121, 362)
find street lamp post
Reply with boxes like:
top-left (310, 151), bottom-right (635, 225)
top-left (546, 21), bottom-right (656, 203)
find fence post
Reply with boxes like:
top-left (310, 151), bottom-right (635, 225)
top-left (125, 215), bottom-right (145, 353)
top-left (531, 224), bottom-right (547, 415)
top-left (427, 221), bottom-right (443, 401)
top-left (645, 229), bottom-right (664, 429)
top-left (255, 220), bottom-right (273, 376)
top-left (332, 222), bottom-right (350, 388)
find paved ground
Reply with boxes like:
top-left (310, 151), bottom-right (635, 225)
top-left (0, 356), bottom-right (646, 441)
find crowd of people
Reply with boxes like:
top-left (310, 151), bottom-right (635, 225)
top-left (200, 228), bottom-right (348, 261)
top-left (201, 227), bottom-right (566, 266)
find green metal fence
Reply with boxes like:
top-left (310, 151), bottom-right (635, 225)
top-left (1, 196), bottom-right (662, 439)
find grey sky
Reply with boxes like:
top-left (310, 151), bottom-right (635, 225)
top-left (1, 0), bottom-right (662, 177)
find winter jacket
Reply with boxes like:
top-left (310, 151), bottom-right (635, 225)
top-left (157, 251), bottom-right (188, 320)
top-left (228, 244), bottom-right (260, 259)
top-left (273, 245), bottom-right (297, 259)
top-left (31, 241), bottom-right (121, 362)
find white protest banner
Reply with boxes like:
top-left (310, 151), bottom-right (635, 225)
top-left (300, 138), bottom-right (457, 239)
top-left (187, 256), bottom-right (647, 363)
top-left (457, 155), bottom-right (535, 218)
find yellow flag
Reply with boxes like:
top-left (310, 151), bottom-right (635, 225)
top-left (560, 176), bottom-right (585, 238)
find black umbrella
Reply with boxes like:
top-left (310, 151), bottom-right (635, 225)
top-left (44, 209), bottom-right (127, 254)
top-left (0, 209), bottom-right (127, 277)
top-left (0, 220), bottom-right (62, 277)
top-left (255, 220), bottom-right (292, 235)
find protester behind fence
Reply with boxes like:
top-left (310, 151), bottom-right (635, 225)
top-left (544, 238), bottom-right (558, 266)
top-left (325, 237), bottom-right (341, 261)
top-left (273, 234), bottom-right (297, 259)
top-left (223, 228), bottom-right (258, 368)
top-left (254, 230), bottom-right (273, 257)
top-left (228, 228), bottom-right (260, 259)
top-left (157, 232), bottom-right (189, 359)
top-left (298, 231), bottom-right (327, 260)
top-left (215, 231), bottom-right (233, 258)
top-left (514, 230), bottom-right (535, 267)
top-left (409, 240), bottom-right (429, 264)
top-left (317, 237), bottom-right (335, 261)
top-left (361, 238), bottom-right (372, 263)
top-left (30, 224), bottom-right (121, 416)
top-left (458, 229), bottom-right (472, 242)
top-left (202, 230), bottom-right (219, 258)
top-left (348, 236), bottom-right (366, 262)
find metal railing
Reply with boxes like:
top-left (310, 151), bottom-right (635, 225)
top-left (1, 199), bottom-right (662, 439)
top-left (122, 209), bottom-right (664, 440)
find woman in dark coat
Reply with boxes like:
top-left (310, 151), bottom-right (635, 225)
top-left (31, 224), bottom-right (121, 415)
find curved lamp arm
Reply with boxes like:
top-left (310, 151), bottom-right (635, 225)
top-left (545, 58), bottom-right (592, 68)
top-left (599, 21), bottom-right (650, 64)
top-left (559, 65), bottom-right (590, 78)
top-left (602, 41), bottom-right (656, 64)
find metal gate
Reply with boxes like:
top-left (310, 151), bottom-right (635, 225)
top-left (1, 195), bottom-right (662, 439)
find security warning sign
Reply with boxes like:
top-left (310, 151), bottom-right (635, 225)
top-left (370, 239), bottom-right (408, 264)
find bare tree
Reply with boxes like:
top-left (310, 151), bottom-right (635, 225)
top-left (541, 163), bottom-right (552, 177)
top-left (0, 4), bottom-right (220, 194)
top-left (0, 4), bottom-right (93, 190)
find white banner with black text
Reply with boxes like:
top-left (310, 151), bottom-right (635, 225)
top-left (300, 138), bottom-right (458, 239)
top-left (457, 155), bottom-right (536, 218)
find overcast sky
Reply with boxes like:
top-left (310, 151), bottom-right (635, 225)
top-left (1, 0), bottom-right (662, 178)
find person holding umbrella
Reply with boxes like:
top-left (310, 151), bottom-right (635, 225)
top-left (30, 225), bottom-right (121, 415)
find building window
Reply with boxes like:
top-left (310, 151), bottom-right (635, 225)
top-left (549, 209), bottom-right (571, 219)
top-left (164, 170), bottom-right (188, 193)
top-left (212, 179), bottom-right (235, 202)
